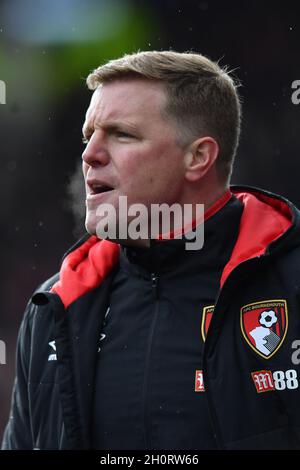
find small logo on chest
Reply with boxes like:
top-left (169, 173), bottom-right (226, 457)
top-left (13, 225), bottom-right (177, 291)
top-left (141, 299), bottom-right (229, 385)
top-left (48, 340), bottom-right (57, 361)
top-left (195, 370), bottom-right (205, 392)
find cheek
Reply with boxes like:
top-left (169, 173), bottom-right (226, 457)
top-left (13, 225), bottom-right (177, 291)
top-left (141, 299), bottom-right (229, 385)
top-left (128, 154), bottom-right (183, 201)
top-left (116, 144), bottom-right (184, 190)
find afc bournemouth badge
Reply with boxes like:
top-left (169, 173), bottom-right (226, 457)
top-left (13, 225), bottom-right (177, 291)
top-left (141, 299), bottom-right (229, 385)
top-left (201, 305), bottom-right (214, 341)
top-left (240, 299), bottom-right (288, 359)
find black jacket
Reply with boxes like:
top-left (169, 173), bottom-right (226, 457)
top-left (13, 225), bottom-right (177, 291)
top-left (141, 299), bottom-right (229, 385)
top-left (3, 185), bottom-right (300, 450)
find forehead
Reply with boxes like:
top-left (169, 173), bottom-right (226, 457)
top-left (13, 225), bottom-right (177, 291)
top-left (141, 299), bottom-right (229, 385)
top-left (85, 78), bottom-right (168, 126)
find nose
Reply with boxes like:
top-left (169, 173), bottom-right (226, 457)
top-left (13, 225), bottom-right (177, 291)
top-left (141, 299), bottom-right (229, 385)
top-left (82, 131), bottom-right (110, 168)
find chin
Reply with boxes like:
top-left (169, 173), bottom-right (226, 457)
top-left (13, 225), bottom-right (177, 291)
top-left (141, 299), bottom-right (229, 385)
top-left (85, 225), bottom-right (97, 236)
top-left (85, 213), bottom-right (97, 236)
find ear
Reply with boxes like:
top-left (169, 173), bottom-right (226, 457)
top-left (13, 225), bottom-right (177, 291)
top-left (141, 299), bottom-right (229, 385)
top-left (183, 136), bottom-right (219, 183)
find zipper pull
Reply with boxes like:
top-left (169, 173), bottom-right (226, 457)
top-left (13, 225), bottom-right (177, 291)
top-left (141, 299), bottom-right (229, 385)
top-left (151, 273), bottom-right (159, 300)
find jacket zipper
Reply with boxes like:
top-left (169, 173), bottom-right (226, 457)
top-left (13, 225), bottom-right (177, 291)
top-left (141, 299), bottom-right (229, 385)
top-left (142, 272), bottom-right (160, 449)
top-left (151, 273), bottom-right (159, 300)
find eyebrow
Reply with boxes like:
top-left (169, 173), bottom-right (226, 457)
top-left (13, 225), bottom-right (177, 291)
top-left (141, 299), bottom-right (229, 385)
top-left (82, 120), bottom-right (139, 138)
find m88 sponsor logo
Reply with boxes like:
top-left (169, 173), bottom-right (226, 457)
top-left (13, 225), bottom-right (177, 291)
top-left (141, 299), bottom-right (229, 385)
top-left (251, 369), bottom-right (298, 393)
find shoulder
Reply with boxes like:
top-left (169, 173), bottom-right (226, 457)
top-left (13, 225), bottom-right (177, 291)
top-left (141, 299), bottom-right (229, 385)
top-left (20, 272), bottom-right (60, 332)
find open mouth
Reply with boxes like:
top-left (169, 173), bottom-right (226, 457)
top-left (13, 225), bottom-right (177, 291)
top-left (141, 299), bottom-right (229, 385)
top-left (89, 184), bottom-right (113, 195)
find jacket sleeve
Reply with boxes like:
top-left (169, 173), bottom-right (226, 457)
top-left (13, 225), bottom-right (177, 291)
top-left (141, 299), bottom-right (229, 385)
top-left (1, 301), bottom-right (34, 449)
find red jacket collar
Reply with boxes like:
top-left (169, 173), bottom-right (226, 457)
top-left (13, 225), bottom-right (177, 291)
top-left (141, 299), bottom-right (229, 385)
top-left (221, 188), bottom-right (292, 287)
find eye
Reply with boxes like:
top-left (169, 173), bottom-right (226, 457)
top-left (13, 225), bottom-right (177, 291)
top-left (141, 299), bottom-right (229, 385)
top-left (82, 137), bottom-right (89, 145)
top-left (115, 131), bottom-right (133, 139)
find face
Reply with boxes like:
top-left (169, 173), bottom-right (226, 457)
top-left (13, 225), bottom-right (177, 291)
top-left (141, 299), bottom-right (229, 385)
top-left (82, 78), bottom-right (188, 242)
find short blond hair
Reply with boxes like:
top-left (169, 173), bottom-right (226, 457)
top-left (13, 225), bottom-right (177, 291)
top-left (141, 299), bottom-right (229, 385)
top-left (86, 50), bottom-right (242, 184)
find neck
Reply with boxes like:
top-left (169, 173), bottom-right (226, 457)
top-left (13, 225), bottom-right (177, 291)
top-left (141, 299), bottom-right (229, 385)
top-left (117, 185), bottom-right (230, 249)
top-left (178, 177), bottom-right (229, 212)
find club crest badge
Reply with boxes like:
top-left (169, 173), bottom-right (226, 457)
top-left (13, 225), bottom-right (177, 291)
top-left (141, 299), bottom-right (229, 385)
top-left (240, 299), bottom-right (288, 359)
top-left (201, 305), bottom-right (215, 341)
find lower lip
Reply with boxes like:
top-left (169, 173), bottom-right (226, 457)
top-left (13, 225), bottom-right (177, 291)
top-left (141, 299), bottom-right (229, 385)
top-left (86, 190), bottom-right (114, 202)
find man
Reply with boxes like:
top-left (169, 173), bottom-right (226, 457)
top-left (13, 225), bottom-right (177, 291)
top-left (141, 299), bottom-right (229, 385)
top-left (3, 50), bottom-right (300, 450)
